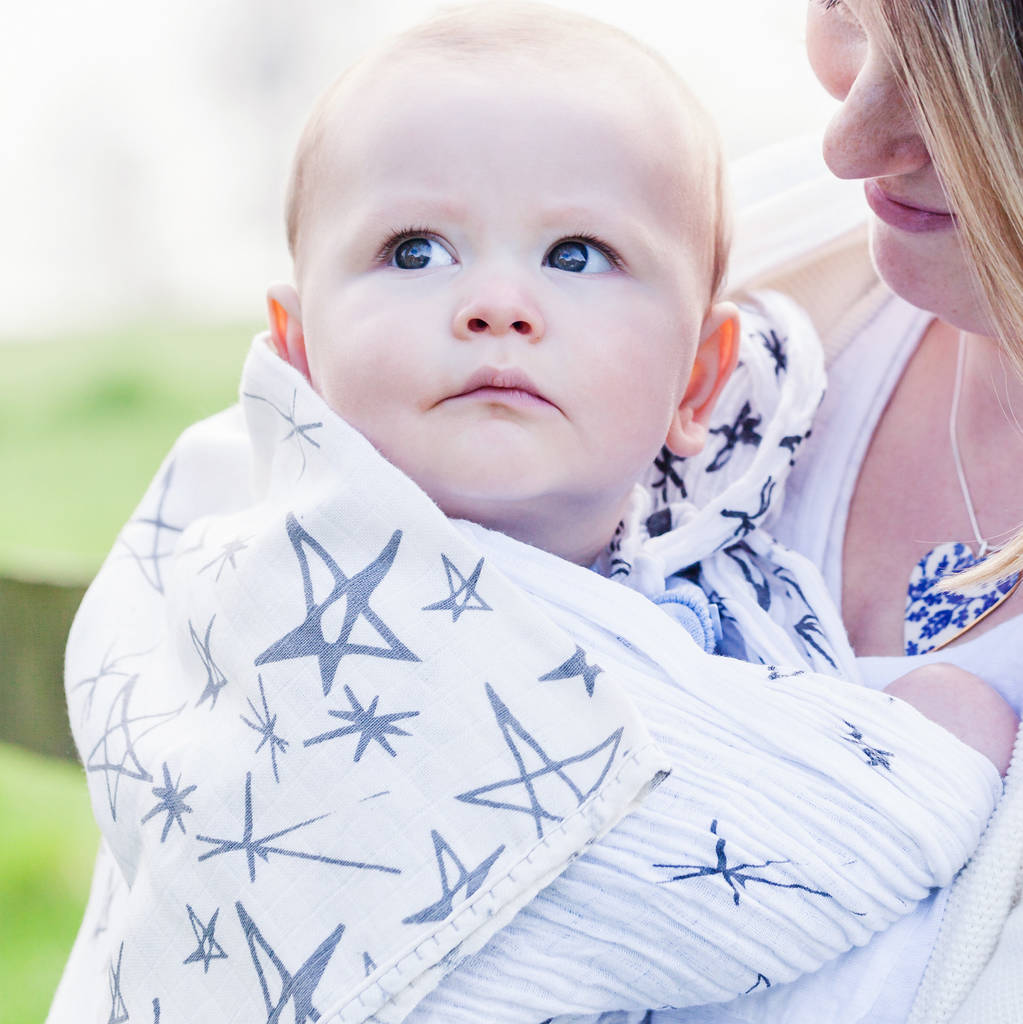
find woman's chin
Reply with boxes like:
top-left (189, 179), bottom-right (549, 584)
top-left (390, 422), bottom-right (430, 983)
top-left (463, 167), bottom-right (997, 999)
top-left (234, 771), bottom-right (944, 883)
top-left (868, 219), bottom-right (994, 335)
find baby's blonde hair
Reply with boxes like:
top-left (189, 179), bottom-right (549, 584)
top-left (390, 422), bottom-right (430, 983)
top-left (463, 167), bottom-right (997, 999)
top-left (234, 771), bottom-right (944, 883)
top-left (284, 2), bottom-right (730, 299)
top-left (876, 0), bottom-right (1023, 582)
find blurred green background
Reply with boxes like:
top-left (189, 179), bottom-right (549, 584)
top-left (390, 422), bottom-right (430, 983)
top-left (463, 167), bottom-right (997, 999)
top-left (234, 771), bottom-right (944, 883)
top-left (0, 322), bottom-right (255, 1024)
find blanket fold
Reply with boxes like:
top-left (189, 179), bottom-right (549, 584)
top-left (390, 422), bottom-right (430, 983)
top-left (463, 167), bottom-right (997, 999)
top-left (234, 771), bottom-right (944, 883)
top-left (407, 520), bottom-right (1000, 1021)
top-left (54, 342), bottom-right (672, 1024)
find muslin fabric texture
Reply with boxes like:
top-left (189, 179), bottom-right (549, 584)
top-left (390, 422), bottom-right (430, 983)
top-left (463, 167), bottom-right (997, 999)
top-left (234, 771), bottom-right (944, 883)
top-left (49, 292), bottom-right (999, 1023)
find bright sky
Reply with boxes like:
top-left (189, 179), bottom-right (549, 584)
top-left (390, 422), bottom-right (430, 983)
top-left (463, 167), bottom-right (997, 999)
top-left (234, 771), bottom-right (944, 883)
top-left (2, 0), bottom-right (836, 338)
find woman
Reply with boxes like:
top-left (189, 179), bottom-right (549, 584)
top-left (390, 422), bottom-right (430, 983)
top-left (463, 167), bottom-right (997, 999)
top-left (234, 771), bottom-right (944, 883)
top-left (792, 0), bottom-right (1023, 663)
top-left (774, 0), bottom-right (1023, 1020)
top-left (651, 2), bottom-right (1023, 1022)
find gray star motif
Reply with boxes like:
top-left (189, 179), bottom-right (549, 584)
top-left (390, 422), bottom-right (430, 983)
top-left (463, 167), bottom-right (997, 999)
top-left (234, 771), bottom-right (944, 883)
top-left (422, 555), bottom-right (492, 622)
top-left (403, 830), bottom-right (505, 924)
top-left (538, 645), bottom-right (603, 697)
top-left (86, 677), bottom-right (185, 822)
top-left (236, 901), bottom-right (344, 1024)
top-left (196, 772), bottom-right (400, 883)
top-left (190, 615), bottom-right (229, 709)
top-left (255, 515), bottom-right (419, 697)
top-left (457, 684), bottom-right (622, 839)
top-left (199, 537), bottom-right (251, 580)
top-left (71, 645), bottom-right (144, 723)
top-left (241, 675), bottom-right (289, 783)
top-left (107, 942), bottom-right (129, 1024)
top-left (183, 905), bottom-right (228, 973)
top-left (655, 819), bottom-right (835, 907)
top-left (244, 389), bottom-right (323, 477)
top-left (843, 721), bottom-right (894, 771)
top-left (304, 685), bottom-right (419, 761)
top-left (141, 761), bottom-right (196, 841)
top-left (119, 463), bottom-right (183, 594)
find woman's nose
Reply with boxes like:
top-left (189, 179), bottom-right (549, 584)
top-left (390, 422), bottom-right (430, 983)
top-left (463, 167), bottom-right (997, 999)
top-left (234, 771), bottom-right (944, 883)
top-left (453, 281), bottom-right (545, 342)
top-left (821, 51), bottom-right (931, 181)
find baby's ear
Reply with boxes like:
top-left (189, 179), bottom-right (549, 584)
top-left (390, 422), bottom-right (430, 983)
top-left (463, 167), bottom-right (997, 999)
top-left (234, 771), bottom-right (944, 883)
top-left (664, 302), bottom-right (739, 457)
top-left (266, 283), bottom-right (310, 381)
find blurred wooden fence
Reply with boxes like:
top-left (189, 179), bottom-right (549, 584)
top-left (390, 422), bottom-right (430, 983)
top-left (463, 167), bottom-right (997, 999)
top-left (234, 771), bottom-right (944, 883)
top-left (0, 573), bottom-right (87, 761)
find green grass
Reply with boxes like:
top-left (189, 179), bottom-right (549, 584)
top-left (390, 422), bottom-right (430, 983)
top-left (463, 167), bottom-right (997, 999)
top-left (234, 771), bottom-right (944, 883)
top-left (0, 320), bottom-right (256, 1021)
top-left (0, 321), bottom-right (256, 578)
top-left (0, 744), bottom-right (99, 1024)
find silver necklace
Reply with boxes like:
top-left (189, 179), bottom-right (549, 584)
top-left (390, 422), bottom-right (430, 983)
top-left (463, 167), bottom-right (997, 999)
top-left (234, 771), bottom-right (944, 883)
top-left (903, 332), bottom-right (1021, 655)
top-left (949, 332), bottom-right (992, 556)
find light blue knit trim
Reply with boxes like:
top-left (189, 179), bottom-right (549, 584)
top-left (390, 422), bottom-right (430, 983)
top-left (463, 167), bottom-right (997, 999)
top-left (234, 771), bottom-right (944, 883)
top-left (652, 578), bottom-right (718, 653)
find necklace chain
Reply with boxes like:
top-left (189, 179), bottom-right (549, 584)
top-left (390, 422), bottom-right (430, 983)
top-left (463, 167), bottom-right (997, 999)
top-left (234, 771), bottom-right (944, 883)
top-left (949, 332), bottom-right (990, 558)
top-left (902, 330), bottom-right (1021, 655)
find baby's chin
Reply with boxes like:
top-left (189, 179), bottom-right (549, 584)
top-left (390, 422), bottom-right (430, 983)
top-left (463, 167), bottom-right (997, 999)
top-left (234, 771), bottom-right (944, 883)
top-left (373, 440), bottom-right (635, 565)
top-left (431, 488), bottom-right (629, 568)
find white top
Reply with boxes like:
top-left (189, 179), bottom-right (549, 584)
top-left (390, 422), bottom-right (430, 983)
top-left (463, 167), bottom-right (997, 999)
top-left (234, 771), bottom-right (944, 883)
top-left (776, 292), bottom-right (1023, 712)
top-left (655, 294), bottom-right (1023, 1024)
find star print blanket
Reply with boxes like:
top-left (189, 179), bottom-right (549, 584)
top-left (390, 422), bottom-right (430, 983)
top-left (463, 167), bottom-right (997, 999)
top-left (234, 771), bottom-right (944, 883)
top-left (50, 296), bottom-right (1000, 1024)
top-left (607, 291), bottom-right (858, 681)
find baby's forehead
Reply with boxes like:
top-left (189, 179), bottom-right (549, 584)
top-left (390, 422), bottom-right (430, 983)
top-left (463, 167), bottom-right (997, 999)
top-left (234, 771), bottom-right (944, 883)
top-left (287, 17), bottom-right (723, 278)
top-left (314, 43), bottom-right (710, 188)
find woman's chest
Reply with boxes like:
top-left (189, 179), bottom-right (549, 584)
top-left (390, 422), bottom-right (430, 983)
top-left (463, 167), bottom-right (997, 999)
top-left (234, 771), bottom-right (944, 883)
top-left (842, 324), bottom-right (1023, 656)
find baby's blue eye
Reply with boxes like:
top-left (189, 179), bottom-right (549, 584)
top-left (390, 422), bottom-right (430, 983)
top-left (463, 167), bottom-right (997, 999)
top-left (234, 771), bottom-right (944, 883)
top-left (391, 236), bottom-right (455, 270)
top-left (545, 240), bottom-right (614, 274)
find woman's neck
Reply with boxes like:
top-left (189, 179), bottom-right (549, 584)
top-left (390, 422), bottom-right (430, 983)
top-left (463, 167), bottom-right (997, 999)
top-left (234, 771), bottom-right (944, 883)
top-left (950, 324), bottom-right (1023, 551)
top-left (959, 327), bottom-right (1023, 447)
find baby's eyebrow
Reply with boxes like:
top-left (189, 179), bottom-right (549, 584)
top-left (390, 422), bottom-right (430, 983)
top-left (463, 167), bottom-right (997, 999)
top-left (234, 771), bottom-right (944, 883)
top-left (534, 203), bottom-right (614, 229)
top-left (354, 196), bottom-right (471, 231)
top-left (536, 205), bottom-right (665, 255)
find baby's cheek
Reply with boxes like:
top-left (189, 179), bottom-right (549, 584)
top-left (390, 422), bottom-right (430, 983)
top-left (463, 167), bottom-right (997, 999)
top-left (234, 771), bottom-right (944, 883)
top-left (311, 344), bottom-right (397, 414)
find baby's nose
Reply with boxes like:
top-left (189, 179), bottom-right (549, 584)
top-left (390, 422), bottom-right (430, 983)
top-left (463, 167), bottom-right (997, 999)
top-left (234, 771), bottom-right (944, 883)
top-left (453, 285), bottom-right (545, 342)
top-left (466, 315), bottom-right (534, 336)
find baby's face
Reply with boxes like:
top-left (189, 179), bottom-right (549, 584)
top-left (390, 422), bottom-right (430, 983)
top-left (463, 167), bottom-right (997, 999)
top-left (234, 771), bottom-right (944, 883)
top-left (285, 55), bottom-right (720, 563)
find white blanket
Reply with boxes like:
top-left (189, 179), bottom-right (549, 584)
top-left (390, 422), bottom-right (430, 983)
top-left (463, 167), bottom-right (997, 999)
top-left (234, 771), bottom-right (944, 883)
top-left (50, 298), bottom-right (999, 1024)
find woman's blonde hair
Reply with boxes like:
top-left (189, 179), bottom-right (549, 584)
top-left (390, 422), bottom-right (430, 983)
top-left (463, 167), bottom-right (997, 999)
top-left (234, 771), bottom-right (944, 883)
top-left (877, 0), bottom-right (1023, 583)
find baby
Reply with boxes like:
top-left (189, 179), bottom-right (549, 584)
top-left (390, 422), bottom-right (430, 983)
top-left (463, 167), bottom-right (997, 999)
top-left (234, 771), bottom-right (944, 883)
top-left (267, 7), bottom-right (1015, 766)
top-left (49, 5), bottom-right (1014, 1024)
top-left (267, 8), bottom-right (735, 573)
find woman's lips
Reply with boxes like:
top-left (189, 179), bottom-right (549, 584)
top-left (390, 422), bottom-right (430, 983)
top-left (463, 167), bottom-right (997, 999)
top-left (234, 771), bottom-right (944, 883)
top-left (864, 180), bottom-right (956, 234)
